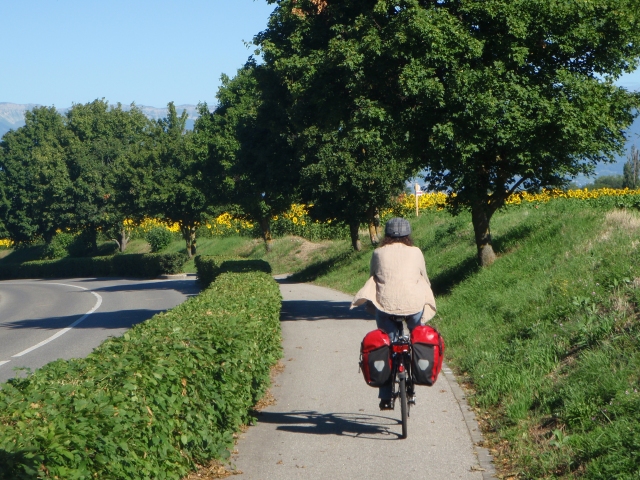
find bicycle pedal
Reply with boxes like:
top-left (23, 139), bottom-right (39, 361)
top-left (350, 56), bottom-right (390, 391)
top-left (408, 396), bottom-right (416, 405)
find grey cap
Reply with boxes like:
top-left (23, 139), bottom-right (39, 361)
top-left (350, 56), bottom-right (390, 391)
top-left (385, 217), bottom-right (411, 237)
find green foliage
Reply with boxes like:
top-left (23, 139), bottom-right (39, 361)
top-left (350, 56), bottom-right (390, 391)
top-left (41, 232), bottom-right (77, 259)
top-left (256, 5), bottom-right (418, 249)
top-left (0, 101), bottom-right (155, 252)
top-left (40, 230), bottom-right (97, 259)
top-left (195, 62), bottom-right (299, 248)
top-left (0, 252), bottom-right (187, 280)
top-left (0, 271), bottom-right (282, 479)
top-left (268, 216), bottom-right (349, 242)
top-left (623, 145), bottom-right (640, 189)
top-left (145, 226), bottom-right (174, 252)
top-left (148, 103), bottom-right (209, 257)
top-left (584, 175), bottom-right (625, 190)
top-left (64, 100), bottom-right (154, 254)
top-left (0, 106), bottom-right (73, 244)
top-left (194, 255), bottom-right (272, 289)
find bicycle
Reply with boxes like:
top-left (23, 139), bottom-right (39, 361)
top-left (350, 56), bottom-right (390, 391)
top-left (387, 316), bottom-right (416, 439)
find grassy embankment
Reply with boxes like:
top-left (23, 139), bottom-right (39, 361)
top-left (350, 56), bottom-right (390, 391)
top-left (181, 199), bottom-right (639, 479)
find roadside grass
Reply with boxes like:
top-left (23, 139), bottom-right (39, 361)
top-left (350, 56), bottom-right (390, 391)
top-left (303, 201), bottom-right (640, 478)
top-left (163, 235), bottom-right (352, 275)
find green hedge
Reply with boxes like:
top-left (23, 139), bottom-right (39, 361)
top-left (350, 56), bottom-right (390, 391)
top-left (0, 252), bottom-right (187, 280)
top-left (194, 256), bottom-right (272, 289)
top-left (0, 271), bottom-right (282, 479)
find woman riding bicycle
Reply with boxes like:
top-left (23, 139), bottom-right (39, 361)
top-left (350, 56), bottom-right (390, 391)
top-left (351, 217), bottom-right (436, 410)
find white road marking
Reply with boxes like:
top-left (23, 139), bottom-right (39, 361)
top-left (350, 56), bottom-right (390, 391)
top-left (0, 360), bottom-right (10, 367)
top-left (11, 283), bottom-right (103, 358)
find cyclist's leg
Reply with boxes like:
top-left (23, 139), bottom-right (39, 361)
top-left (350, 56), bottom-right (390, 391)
top-left (405, 309), bottom-right (424, 333)
top-left (375, 309), bottom-right (400, 400)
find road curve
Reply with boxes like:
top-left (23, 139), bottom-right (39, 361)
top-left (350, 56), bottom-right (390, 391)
top-left (0, 277), bottom-right (199, 383)
top-left (232, 278), bottom-right (496, 479)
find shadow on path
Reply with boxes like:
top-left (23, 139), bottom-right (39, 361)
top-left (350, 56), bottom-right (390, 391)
top-left (253, 410), bottom-right (402, 440)
top-left (280, 299), bottom-right (371, 321)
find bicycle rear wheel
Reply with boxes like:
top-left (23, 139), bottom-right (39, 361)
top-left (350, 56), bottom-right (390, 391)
top-left (399, 376), bottom-right (408, 439)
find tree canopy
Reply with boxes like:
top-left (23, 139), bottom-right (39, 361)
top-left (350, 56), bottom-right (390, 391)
top-left (64, 100), bottom-right (153, 253)
top-left (256, 0), bottom-right (419, 249)
top-left (195, 61), bottom-right (299, 250)
top-left (0, 107), bottom-right (73, 244)
top-left (149, 102), bottom-right (209, 257)
top-left (257, 0), bottom-right (640, 262)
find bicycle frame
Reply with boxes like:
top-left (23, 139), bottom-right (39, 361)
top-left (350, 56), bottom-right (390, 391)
top-left (390, 335), bottom-right (413, 402)
top-left (388, 319), bottom-right (415, 439)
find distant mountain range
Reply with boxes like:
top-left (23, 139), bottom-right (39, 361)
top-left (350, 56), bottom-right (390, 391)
top-left (0, 102), bottom-right (202, 138)
top-left (2, 101), bottom-right (639, 180)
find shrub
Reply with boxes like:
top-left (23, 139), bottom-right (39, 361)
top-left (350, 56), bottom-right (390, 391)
top-left (145, 226), bottom-right (173, 252)
top-left (41, 232), bottom-right (76, 259)
top-left (0, 271), bottom-right (282, 479)
top-left (0, 252), bottom-right (188, 280)
top-left (195, 256), bottom-right (272, 288)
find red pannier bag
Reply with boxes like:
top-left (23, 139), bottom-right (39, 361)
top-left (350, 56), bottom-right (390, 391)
top-left (410, 325), bottom-right (445, 386)
top-left (359, 329), bottom-right (392, 387)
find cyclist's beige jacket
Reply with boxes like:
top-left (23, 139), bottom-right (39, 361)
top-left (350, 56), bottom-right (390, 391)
top-left (350, 243), bottom-right (436, 322)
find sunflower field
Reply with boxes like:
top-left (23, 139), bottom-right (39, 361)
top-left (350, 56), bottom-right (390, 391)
top-left (2, 188), bottom-right (640, 248)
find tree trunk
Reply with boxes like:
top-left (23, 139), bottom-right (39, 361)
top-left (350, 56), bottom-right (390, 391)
top-left (471, 201), bottom-right (497, 267)
top-left (117, 227), bottom-right (129, 253)
top-left (181, 225), bottom-right (195, 258)
top-left (259, 217), bottom-right (273, 252)
top-left (349, 221), bottom-right (362, 251)
top-left (190, 230), bottom-right (197, 256)
top-left (367, 206), bottom-right (380, 245)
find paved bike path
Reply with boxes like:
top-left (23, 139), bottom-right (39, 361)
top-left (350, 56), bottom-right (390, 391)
top-left (232, 279), bottom-right (495, 479)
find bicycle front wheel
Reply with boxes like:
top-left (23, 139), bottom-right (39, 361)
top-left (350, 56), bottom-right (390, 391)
top-left (399, 375), bottom-right (408, 439)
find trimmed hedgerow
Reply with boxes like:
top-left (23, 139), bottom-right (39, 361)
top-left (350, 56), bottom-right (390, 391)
top-left (0, 271), bottom-right (282, 480)
top-left (0, 252), bottom-right (187, 280)
top-left (194, 256), bottom-right (272, 289)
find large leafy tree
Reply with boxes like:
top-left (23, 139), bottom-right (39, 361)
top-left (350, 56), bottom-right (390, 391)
top-left (196, 61), bottom-right (299, 251)
top-left (258, 0), bottom-right (640, 263)
top-left (64, 100), bottom-right (152, 253)
top-left (256, 0), bottom-right (417, 250)
top-left (394, 0), bottom-right (640, 265)
top-left (149, 102), bottom-right (208, 257)
top-left (0, 107), bottom-right (73, 244)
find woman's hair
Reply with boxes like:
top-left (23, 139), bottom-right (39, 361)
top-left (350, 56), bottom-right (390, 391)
top-left (379, 235), bottom-right (414, 247)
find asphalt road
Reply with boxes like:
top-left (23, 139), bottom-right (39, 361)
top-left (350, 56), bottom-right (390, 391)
top-left (0, 277), bottom-right (199, 383)
top-left (232, 279), bottom-right (495, 479)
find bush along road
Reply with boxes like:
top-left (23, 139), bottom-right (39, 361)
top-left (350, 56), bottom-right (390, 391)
top-left (0, 271), bottom-right (282, 480)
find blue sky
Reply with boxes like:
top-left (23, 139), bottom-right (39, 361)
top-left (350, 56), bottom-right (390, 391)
top-left (0, 0), bottom-right (276, 108)
top-left (1, 1), bottom-right (639, 109)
